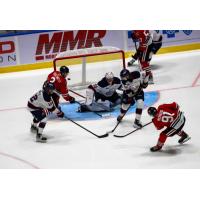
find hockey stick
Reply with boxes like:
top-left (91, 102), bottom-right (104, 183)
top-left (70, 89), bottom-right (111, 118)
top-left (64, 115), bottom-right (109, 138)
top-left (69, 89), bottom-right (85, 99)
top-left (51, 93), bottom-right (108, 138)
top-left (113, 121), bottom-right (152, 138)
top-left (105, 104), bottom-right (132, 135)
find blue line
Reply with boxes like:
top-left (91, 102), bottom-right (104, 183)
top-left (0, 30), bottom-right (58, 38)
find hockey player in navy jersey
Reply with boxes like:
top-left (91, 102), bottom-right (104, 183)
top-left (78, 72), bottom-right (122, 112)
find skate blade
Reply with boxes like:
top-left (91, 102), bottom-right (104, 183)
top-left (180, 137), bottom-right (191, 144)
top-left (133, 124), bottom-right (142, 129)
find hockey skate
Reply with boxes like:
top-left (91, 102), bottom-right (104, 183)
top-left (178, 133), bottom-right (191, 144)
top-left (150, 145), bottom-right (162, 152)
top-left (36, 133), bottom-right (47, 143)
top-left (133, 119), bottom-right (142, 129)
top-left (30, 124), bottom-right (38, 133)
top-left (128, 58), bottom-right (136, 66)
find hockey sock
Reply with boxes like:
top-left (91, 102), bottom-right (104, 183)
top-left (157, 133), bottom-right (167, 147)
top-left (135, 108), bottom-right (142, 121)
top-left (177, 130), bottom-right (187, 137)
top-left (120, 108), bottom-right (126, 115)
top-left (38, 122), bottom-right (46, 134)
top-left (33, 118), bottom-right (39, 126)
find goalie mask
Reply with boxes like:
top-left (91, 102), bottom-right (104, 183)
top-left (105, 72), bottom-right (114, 82)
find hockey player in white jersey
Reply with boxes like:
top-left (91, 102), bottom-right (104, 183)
top-left (117, 69), bottom-right (148, 128)
top-left (78, 72), bottom-right (122, 112)
top-left (27, 82), bottom-right (64, 143)
top-left (150, 30), bottom-right (163, 55)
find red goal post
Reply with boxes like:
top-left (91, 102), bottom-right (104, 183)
top-left (53, 46), bottom-right (126, 89)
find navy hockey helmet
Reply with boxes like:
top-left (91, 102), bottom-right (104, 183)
top-left (60, 66), bottom-right (69, 76)
top-left (147, 107), bottom-right (157, 117)
top-left (120, 69), bottom-right (130, 80)
top-left (43, 81), bottom-right (55, 94)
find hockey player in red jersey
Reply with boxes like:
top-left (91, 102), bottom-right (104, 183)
top-left (46, 66), bottom-right (75, 107)
top-left (128, 30), bottom-right (162, 65)
top-left (147, 102), bottom-right (191, 152)
top-left (128, 30), bottom-right (154, 84)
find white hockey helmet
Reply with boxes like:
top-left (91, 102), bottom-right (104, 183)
top-left (105, 72), bottom-right (114, 80)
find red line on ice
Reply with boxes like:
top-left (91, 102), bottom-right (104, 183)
top-left (0, 152), bottom-right (39, 169)
top-left (0, 84), bottom-right (200, 113)
top-left (192, 72), bottom-right (200, 87)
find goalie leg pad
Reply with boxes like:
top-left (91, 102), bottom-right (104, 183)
top-left (85, 88), bottom-right (94, 105)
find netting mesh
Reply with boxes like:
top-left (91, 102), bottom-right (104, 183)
top-left (53, 47), bottom-right (125, 90)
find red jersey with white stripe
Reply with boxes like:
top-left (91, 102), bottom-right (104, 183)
top-left (132, 30), bottom-right (152, 51)
top-left (47, 71), bottom-right (71, 101)
top-left (152, 102), bottom-right (184, 130)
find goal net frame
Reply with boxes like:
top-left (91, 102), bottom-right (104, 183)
top-left (53, 46), bottom-right (126, 88)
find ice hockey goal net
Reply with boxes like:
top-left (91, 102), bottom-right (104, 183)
top-left (53, 46), bottom-right (125, 89)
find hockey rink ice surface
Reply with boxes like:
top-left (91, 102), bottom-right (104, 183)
top-left (0, 50), bottom-right (200, 169)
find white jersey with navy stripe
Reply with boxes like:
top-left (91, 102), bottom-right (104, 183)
top-left (28, 90), bottom-right (55, 111)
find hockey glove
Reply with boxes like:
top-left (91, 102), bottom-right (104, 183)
top-left (57, 111), bottom-right (64, 118)
top-left (69, 96), bottom-right (76, 104)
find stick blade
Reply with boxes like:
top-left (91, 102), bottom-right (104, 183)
top-left (113, 134), bottom-right (125, 138)
top-left (106, 130), bottom-right (113, 134)
top-left (98, 133), bottom-right (109, 138)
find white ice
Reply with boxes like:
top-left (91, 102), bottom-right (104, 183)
top-left (0, 50), bottom-right (200, 168)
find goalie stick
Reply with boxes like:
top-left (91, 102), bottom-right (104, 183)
top-left (113, 121), bottom-right (152, 138)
